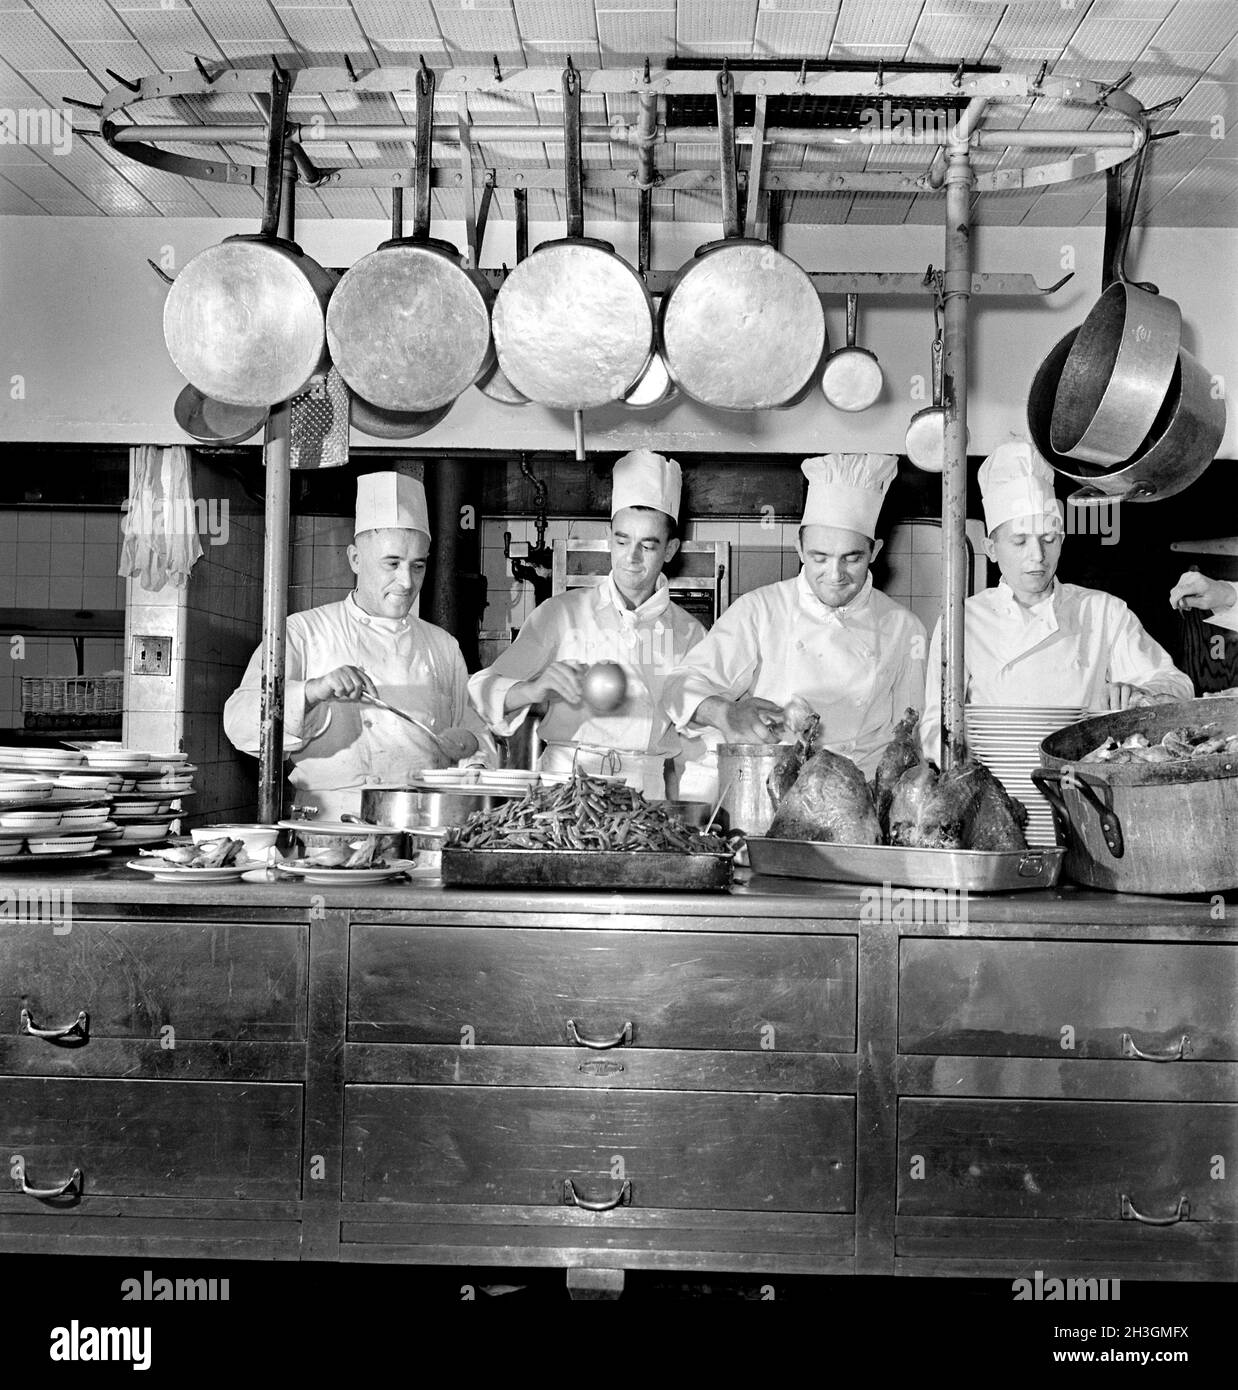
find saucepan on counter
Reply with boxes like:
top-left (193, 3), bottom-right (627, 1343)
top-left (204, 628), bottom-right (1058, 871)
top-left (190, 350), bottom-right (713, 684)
top-left (357, 784), bottom-right (524, 835)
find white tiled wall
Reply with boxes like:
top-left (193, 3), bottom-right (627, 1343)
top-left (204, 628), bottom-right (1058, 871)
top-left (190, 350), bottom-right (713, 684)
top-left (0, 508), bottom-right (126, 727)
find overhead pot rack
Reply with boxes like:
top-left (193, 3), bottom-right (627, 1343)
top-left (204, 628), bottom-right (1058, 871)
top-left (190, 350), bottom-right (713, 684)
top-left (97, 57), bottom-right (1183, 802)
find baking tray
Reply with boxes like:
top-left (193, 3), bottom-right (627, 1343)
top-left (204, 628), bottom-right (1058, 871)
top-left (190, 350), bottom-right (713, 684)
top-left (746, 837), bottom-right (1064, 892)
top-left (440, 848), bottom-right (733, 892)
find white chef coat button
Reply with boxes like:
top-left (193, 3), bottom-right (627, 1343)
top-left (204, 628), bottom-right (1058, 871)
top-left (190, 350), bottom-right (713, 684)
top-left (362, 717), bottom-right (373, 728)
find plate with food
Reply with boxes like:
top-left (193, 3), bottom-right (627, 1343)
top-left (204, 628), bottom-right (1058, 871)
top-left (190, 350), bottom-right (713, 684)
top-left (125, 836), bottom-right (251, 880)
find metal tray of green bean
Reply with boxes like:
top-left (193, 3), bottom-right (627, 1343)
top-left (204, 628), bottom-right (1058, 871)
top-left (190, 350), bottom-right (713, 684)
top-left (441, 772), bottom-right (733, 891)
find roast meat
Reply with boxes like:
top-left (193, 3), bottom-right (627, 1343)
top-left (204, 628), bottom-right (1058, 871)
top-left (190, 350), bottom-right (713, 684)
top-left (767, 745), bottom-right (881, 844)
top-left (888, 749), bottom-right (1028, 850)
top-left (871, 706), bottom-right (923, 838)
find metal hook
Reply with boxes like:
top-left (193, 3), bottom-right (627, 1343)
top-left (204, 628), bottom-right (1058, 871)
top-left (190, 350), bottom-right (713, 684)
top-left (1098, 70), bottom-right (1133, 100)
top-left (875, 61), bottom-right (884, 91)
top-left (566, 54), bottom-right (577, 80)
top-left (344, 54), bottom-right (360, 83)
top-left (797, 59), bottom-right (808, 87)
top-left (106, 68), bottom-right (141, 94)
top-left (492, 55), bottom-right (503, 83)
top-left (147, 258), bottom-right (174, 286)
top-left (271, 55), bottom-right (288, 83)
top-left (193, 54), bottom-right (219, 85)
top-left (952, 62), bottom-right (965, 89)
top-left (419, 53), bottom-right (432, 81)
top-left (643, 56), bottom-right (650, 83)
top-left (1032, 60), bottom-right (1048, 93)
top-left (62, 96), bottom-right (102, 112)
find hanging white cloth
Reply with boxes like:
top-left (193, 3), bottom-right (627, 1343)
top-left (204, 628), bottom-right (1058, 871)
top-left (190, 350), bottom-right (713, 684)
top-left (120, 445), bottom-right (203, 591)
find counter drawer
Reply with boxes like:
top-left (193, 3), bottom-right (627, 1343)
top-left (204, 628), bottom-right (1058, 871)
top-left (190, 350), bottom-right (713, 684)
top-left (343, 1085), bottom-right (854, 1212)
top-left (897, 1099), bottom-right (1235, 1221)
top-left (900, 940), bottom-right (1237, 1060)
top-left (349, 926), bottom-right (856, 1051)
top-left (0, 920), bottom-right (307, 1045)
top-left (1, 1078), bottom-right (302, 1201)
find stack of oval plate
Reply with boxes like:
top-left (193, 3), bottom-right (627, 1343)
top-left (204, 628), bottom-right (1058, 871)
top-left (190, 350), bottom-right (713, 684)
top-left (965, 705), bottom-right (1089, 847)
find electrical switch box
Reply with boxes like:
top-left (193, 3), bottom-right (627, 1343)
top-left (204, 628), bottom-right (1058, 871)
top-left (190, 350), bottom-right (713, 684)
top-left (131, 634), bottom-right (172, 676)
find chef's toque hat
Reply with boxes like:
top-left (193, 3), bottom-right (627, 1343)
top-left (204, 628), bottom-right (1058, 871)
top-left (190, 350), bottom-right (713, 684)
top-left (354, 471), bottom-right (431, 540)
top-left (611, 449), bottom-right (682, 521)
top-left (800, 454), bottom-right (898, 539)
top-left (978, 441), bottom-right (1063, 534)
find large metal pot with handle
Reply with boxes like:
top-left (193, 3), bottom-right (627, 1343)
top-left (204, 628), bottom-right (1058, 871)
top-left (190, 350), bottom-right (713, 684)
top-left (658, 70), bottom-right (826, 411)
top-left (163, 65), bottom-right (334, 409)
top-left (1048, 138), bottom-right (1182, 467)
top-left (715, 742), bottom-right (796, 837)
top-left (326, 71), bottom-right (494, 413)
top-left (491, 63), bottom-right (654, 410)
top-left (1032, 697), bottom-right (1238, 894)
top-left (1029, 327), bottom-right (1225, 503)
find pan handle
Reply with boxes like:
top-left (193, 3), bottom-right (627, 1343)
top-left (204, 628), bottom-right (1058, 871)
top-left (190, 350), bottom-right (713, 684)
top-left (1031, 767), bottom-right (1125, 859)
top-left (562, 61), bottom-right (584, 239)
top-left (259, 62), bottom-right (291, 239)
top-left (716, 67), bottom-right (740, 240)
top-left (412, 62), bottom-right (435, 240)
top-left (845, 292), bottom-right (859, 349)
top-left (1111, 136), bottom-right (1160, 294)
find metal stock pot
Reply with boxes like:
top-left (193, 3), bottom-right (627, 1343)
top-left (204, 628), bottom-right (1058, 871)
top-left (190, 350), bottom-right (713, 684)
top-left (1032, 697), bottom-right (1238, 895)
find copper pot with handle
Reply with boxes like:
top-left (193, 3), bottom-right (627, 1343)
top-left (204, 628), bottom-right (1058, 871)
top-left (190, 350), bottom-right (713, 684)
top-left (491, 63), bottom-right (654, 410)
top-left (326, 68), bottom-right (494, 413)
top-left (821, 293), bottom-right (883, 412)
top-left (163, 65), bottom-right (334, 409)
top-left (1049, 137), bottom-right (1182, 467)
top-left (659, 70), bottom-right (826, 411)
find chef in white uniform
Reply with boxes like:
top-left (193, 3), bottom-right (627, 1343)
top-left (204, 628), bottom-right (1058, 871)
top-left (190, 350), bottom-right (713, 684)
top-left (663, 453), bottom-right (926, 781)
top-left (468, 450), bottom-right (706, 799)
top-left (224, 472), bottom-right (493, 819)
top-left (921, 441), bottom-right (1194, 761)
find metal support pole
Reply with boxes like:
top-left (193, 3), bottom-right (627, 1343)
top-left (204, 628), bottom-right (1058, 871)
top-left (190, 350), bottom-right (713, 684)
top-left (257, 137), bottom-right (295, 823)
top-left (939, 138), bottom-right (974, 772)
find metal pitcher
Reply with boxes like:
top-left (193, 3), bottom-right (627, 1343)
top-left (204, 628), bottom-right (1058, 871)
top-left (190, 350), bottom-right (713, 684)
top-left (715, 742), bottom-right (797, 837)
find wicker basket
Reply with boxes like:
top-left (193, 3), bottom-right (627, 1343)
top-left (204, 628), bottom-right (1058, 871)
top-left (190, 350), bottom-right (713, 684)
top-left (21, 675), bottom-right (123, 715)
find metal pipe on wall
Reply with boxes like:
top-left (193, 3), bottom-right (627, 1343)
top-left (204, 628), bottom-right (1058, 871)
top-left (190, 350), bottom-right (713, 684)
top-left (938, 138), bottom-right (974, 772)
top-left (257, 139), bottom-right (296, 823)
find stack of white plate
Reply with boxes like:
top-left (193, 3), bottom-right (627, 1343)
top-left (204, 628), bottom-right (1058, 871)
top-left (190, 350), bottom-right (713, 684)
top-left (965, 705), bottom-right (1089, 847)
top-left (478, 769), bottom-right (540, 792)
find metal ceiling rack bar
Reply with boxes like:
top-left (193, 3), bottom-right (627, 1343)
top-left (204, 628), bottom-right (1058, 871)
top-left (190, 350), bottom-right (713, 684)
top-left (104, 62), bottom-right (1166, 788)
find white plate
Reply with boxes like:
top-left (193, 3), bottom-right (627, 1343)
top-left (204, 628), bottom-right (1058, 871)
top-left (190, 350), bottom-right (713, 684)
top-left (26, 836), bottom-right (98, 854)
top-left (0, 788), bottom-right (55, 805)
top-left (0, 747), bottom-right (85, 768)
top-left (103, 825), bottom-right (176, 844)
top-left (275, 860), bottom-right (416, 884)
top-left (0, 848), bottom-right (111, 867)
top-left (0, 813), bottom-right (63, 828)
top-left (126, 860), bottom-right (247, 882)
top-left (82, 751), bottom-right (151, 770)
top-left (415, 768), bottom-right (478, 785)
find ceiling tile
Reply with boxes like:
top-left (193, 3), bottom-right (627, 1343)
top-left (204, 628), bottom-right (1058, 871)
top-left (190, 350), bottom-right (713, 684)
top-left (754, 10), bottom-right (837, 56)
top-left (906, 10), bottom-right (1000, 64)
top-left (989, 1), bottom-right (1092, 53)
top-left (1061, 17), bottom-right (1164, 65)
top-left (514, 0), bottom-right (598, 39)
top-left (677, 0), bottom-right (757, 45)
top-left (598, 10), bottom-right (676, 60)
top-left (1152, 1), bottom-right (1238, 56)
top-left (26, 1), bottom-right (132, 42)
top-left (2, 12), bottom-right (84, 68)
top-left (832, 0), bottom-right (923, 47)
top-left (350, 1), bottom-right (442, 41)
top-left (431, 3), bottom-right (523, 60)
top-left (114, 9), bottom-right (225, 68)
top-left (0, 175), bottom-right (48, 211)
top-left (185, 2), bottom-right (287, 44)
top-left (272, 5), bottom-right (371, 56)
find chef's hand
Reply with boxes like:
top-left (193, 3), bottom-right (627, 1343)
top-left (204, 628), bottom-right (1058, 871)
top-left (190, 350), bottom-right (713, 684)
top-left (436, 728), bottom-right (479, 763)
top-left (695, 694), bottom-right (786, 745)
top-left (505, 661), bottom-right (587, 716)
top-left (304, 665), bottom-right (379, 708)
top-left (1170, 571), bottom-right (1237, 614)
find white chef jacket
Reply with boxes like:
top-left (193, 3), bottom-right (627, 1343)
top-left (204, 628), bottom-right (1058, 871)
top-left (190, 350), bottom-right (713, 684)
top-left (468, 574), bottom-right (706, 798)
top-left (920, 580), bottom-right (1195, 761)
top-left (662, 571), bottom-right (927, 781)
top-left (223, 592), bottom-right (494, 819)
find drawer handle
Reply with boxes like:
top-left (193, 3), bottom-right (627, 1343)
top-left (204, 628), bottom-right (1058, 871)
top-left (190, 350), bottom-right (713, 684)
top-left (565, 1019), bottom-right (632, 1050)
top-left (20, 1008), bottom-right (90, 1044)
top-left (1121, 1032), bottom-right (1189, 1062)
top-left (20, 1167), bottom-right (82, 1202)
top-left (1121, 1193), bottom-right (1190, 1225)
top-left (562, 1178), bottom-right (632, 1212)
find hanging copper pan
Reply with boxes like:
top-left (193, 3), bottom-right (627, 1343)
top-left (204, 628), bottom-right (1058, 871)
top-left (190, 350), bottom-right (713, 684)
top-left (326, 66), bottom-right (494, 413)
top-left (905, 297), bottom-right (969, 472)
top-left (1049, 138), bottom-right (1181, 466)
top-left (1028, 327), bottom-right (1225, 504)
top-left (349, 391), bottom-right (454, 440)
top-left (491, 62), bottom-right (654, 410)
top-left (821, 293), bottom-right (883, 412)
top-left (173, 383), bottom-right (268, 445)
top-left (658, 70), bottom-right (826, 411)
top-left (163, 65), bottom-right (334, 409)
